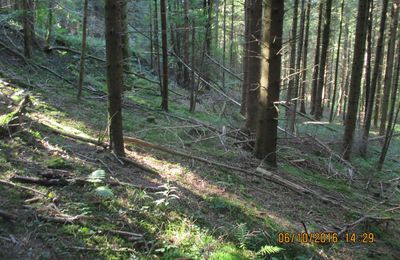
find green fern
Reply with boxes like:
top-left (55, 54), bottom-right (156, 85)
top-left (256, 245), bottom-right (284, 256)
top-left (86, 169), bottom-right (106, 183)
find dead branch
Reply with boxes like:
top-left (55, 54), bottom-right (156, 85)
top-left (0, 179), bottom-right (46, 196)
top-left (11, 175), bottom-right (68, 186)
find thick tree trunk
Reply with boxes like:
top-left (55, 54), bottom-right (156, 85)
top-left (310, 2), bottom-right (323, 115)
top-left (342, 0), bottom-right (370, 160)
top-left (160, 0), bottom-right (168, 111)
top-left (190, 21), bottom-right (197, 113)
top-left (360, 0), bottom-right (389, 156)
top-left (229, 0), bottom-right (235, 67)
top-left (205, 0), bottom-right (212, 56)
top-left (245, 0), bottom-right (262, 131)
top-left (77, 0), bottom-right (89, 100)
top-left (379, 1), bottom-right (399, 135)
top-left (105, 0), bottom-right (125, 156)
top-left (254, 0), bottom-right (284, 167)
top-left (314, 0), bottom-right (333, 120)
top-left (329, 0), bottom-right (345, 122)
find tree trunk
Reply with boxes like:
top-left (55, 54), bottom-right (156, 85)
top-left (105, 0), bottom-right (125, 156)
top-left (222, 0), bottom-right (227, 88)
top-left (160, 0), bottom-right (168, 111)
top-left (360, 0), bottom-right (389, 156)
top-left (121, 0), bottom-right (130, 73)
top-left (286, 0), bottom-right (299, 133)
top-left (310, 1), bottom-right (323, 115)
top-left (342, 0), bottom-right (370, 160)
top-left (77, 0), bottom-right (89, 100)
top-left (254, 0), bottom-right (284, 167)
top-left (229, 0), bottom-right (235, 66)
top-left (205, 0), bottom-right (212, 56)
top-left (190, 22), bottom-right (197, 113)
top-left (245, 0), bottom-right (263, 131)
top-left (45, 0), bottom-right (54, 47)
top-left (22, 0), bottom-right (33, 58)
top-left (300, 0), bottom-right (311, 114)
top-left (183, 0), bottom-right (190, 88)
top-left (314, 0), bottom-right (333, 120)
top-left (240, 0), bottom-right (250, 116)
top-left (329, 0), bottom-right (345, 122)
top-left (379, 0), bottom-right (399, 135)
top-left (378, 39), bottom-right (400, 170)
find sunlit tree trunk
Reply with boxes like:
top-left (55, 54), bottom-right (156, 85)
top-left (160, 0), bottom-right (168, 111)
top-left (254, 0), bottom-right (284, 167)
top-left (77, 0), bottom-right (89, 100)
top-left (105, 0), bottom-right (125, 156)
top-left (286, 0), bottom-right (299, 133)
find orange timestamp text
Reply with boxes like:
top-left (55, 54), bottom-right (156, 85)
top-left (277, 232), bottom-right (375, 244)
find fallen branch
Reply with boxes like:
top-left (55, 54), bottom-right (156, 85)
top-left (0, 179), bottom-right (46, 196)
top-left (11, 175), bottom-right (68, 186)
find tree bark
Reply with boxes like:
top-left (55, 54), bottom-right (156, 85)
top-left (254, 0), bottom-right (284, 167)
top-left (342, 0), bottom-right (370, 160)
top-left (360, 0), bottom-right (389, 156)
top-left (22, 0), bottom-right (33, 58)
top-left (183, 0), bottom-right (190, 88)
top-left (105, 0), bottom-right (125, 156)
top-left (314, 0), bottom-right (333, 120)
top-left (329, 0), bottom-right (345, 122)
top-left (160, 0), bottom-right (168, 111)
top-left (286, 0), bottom-right (299, 133)
top-left (379, 0), bottom-right (399, 135)
top-left (77, 0), bottom-right (89, 100)
top-left (245, 0), bottom-right (262, 131)
top-left (121, 0), bottom-right (130, 73)
top-left (240, 0), bottom-right (250, 115)
top-left (378, 39), bottom-right (400, 170)
top-left (300, 0), bottom-right (311, 114)
top-left (310, 1), bottom-right (323, 115)
top-left (286, 0), bottom-right (305, 134)
top-left (45, 0), bottom-right (54, 47)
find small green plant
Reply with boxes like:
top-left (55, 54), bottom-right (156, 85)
top-left (154, 181), bottom-right (179, 208)
top-left (86, 169), bottom-right (114, 199)
top-left (256, 245), bottom-right (284, 256)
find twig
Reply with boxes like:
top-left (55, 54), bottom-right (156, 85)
top-left (0, 179), bottom-right (46, 196)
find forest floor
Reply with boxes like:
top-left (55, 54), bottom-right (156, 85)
top-left (1, 24), bottom-right (400, 260)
